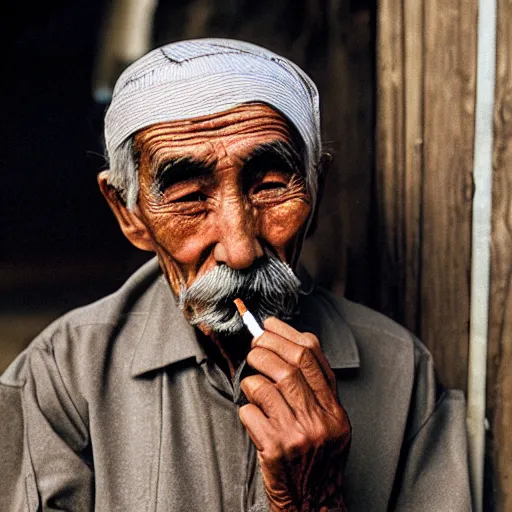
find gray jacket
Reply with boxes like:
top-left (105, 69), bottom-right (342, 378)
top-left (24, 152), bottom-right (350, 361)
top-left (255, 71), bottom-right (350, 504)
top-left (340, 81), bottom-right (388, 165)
top-left (0, 259), bottom-right (471, 511)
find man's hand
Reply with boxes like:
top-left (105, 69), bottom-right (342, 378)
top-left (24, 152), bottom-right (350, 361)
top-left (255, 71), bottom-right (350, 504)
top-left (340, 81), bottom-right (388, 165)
top-left (239, 317), bottom-right (351, 512)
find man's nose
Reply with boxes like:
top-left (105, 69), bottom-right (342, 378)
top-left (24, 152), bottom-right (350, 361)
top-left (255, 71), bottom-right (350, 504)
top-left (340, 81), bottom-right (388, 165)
top-left (213, 198), bottom-right (264, 269)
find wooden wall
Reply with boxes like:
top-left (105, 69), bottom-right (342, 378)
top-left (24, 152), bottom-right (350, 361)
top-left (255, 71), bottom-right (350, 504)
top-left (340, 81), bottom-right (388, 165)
top-left (378, 0), bottom-right (511, 509)
top-left (487, 0), bottom-right (512, 509)
top-left (376, 0), bottom-right (477, 392)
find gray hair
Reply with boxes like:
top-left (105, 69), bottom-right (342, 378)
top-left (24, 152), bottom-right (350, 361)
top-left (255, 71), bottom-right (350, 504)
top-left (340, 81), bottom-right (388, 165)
top-left (106, 137), bottom-right (139, 209)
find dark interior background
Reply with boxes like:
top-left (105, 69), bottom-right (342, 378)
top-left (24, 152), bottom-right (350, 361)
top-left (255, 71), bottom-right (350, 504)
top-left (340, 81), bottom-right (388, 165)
top-left (1, 0), bottom-right (376, 370)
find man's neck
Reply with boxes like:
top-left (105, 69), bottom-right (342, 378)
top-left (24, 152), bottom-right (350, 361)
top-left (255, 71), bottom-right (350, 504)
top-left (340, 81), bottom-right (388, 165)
top-left (196, 329), bottom-right (253, 380)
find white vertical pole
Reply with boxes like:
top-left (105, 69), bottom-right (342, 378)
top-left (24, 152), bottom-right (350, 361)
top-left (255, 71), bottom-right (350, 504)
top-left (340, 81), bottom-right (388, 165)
top-left (467, 0), bottom-right (496, 509)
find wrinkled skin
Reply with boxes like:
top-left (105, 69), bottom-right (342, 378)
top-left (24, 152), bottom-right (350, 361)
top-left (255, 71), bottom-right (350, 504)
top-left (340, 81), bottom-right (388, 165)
top-left (241, 317), bottom-right (350, 511)
top-left (98, 103), bottom-right (350, 511)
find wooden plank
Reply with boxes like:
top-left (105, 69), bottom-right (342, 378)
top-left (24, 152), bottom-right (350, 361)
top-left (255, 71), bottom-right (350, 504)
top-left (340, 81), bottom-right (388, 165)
top-left (402, 1), bottom-right (424, 333)
top-left (487, 0), bottom-right (512, 508)
top-left (376, 0), bottom-right (424, 334)
top-left (420, 0), bottom-right (477, 392)
top-left (376, 0), bottom-right (406, 319)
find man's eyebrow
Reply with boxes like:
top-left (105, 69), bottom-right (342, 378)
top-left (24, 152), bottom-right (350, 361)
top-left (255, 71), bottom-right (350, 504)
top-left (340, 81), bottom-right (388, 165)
top-left (152, 156), bottom-right (216, 192)
top-left (242, 140), bottom-right (305, 175)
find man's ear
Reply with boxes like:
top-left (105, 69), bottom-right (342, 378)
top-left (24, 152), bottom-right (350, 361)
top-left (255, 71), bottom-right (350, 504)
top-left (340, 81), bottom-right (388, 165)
top-left (306, 152), bottom-right (332, 238)
top-left (97, 171), bottom-right (155, 251)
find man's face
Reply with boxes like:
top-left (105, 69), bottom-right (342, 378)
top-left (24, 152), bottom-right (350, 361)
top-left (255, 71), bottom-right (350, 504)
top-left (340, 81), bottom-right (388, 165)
top-left (133, 103), bottom-right (312, 297)
top-left (101, 103), bottom-right (312, 333)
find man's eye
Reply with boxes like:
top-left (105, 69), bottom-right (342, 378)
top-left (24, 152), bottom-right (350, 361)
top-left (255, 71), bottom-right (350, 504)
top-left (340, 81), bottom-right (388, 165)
top-left (174, 191), bottom-right (208, 202)
top-left (253, 181), bottom-right (287, 193)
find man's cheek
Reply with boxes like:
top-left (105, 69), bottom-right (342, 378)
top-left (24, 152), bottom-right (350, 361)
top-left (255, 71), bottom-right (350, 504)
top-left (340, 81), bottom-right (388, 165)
top-left (150, 214), bottom-right (207, 259)
top-left (148, 215), bottom-right (210, 291)
top-left (260, 200), bottom-right (311, 249)
top-left (154, 251), bottom-right (186, 297)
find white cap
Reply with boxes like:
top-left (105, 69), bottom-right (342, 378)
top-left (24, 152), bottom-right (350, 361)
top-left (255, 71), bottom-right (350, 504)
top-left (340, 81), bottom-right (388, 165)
top-left (104, 38), bottom-right (321, 195)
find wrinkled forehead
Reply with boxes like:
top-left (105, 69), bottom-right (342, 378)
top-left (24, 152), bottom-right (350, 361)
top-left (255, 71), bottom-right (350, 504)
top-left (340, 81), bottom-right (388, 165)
top-left (132, 103), bottom-right (303, 162)
top-left (104, 38), bottom-right (321, 171)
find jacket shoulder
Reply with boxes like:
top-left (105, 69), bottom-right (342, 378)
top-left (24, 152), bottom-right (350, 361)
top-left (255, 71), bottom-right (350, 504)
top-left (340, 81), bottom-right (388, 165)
top-left (314, 287), bottom-right (431, 363)
top-left (1, 258), bottom-right (162, 387)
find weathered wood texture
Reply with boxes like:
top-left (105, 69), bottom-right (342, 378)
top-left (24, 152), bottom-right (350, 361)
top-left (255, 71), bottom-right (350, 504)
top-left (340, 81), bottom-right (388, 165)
top-left (376, 0), bottom-right (423, 332)
top-left (421, 0), bottom-right (477, 392)
top-left (154, 0), bottom-right (376, 302)
top-left (376, 0), bottom-right (477, 392)
top-left (487, 0), bottom-right (512, 509)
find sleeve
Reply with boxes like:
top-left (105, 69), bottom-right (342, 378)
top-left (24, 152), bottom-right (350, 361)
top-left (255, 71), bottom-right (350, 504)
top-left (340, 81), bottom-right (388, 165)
top-left (392, 349), bottom-right (472, 511)
top-left (1, 340), bottom-right (94, 512)
top-left (0, 383), bottom-right (33, 512)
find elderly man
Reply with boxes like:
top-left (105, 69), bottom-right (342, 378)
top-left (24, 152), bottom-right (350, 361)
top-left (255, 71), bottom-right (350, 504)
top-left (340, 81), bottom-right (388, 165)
top-left (1, 39), bottom-right (471, 511)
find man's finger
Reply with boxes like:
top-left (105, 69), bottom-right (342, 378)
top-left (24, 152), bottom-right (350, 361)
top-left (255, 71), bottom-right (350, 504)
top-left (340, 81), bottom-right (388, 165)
top-left (252, 332), bottom-right (338, 410)
top-left (262, 317), bottom-right (337, 395)
top-left (247, 347), bottom-right (332, 427)
top-left (240, 374), bottom-right (296, 427)
top-left (238, 403), bottom-right (273, 452)
top-left (247, 345), bottom-right (298, 383)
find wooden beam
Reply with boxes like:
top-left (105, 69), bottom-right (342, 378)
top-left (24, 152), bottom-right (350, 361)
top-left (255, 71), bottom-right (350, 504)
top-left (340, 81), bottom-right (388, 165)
top-left (375, 0), bottom-right (427, 334)
top-left (402, 0), bottom-right (424, 333)
top-left (376, 0), bottom-right (407, 320)
top-left (487, 0), bottom-right (512, 508)
top-left (421, 0), bottom-right (477, 392)
top-left (376, 0), bottom-right (476, 392)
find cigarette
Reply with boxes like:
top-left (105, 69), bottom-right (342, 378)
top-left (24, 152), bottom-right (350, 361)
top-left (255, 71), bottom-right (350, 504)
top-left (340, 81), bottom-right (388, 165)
top-left (234, 298), bottom-right (264, 339)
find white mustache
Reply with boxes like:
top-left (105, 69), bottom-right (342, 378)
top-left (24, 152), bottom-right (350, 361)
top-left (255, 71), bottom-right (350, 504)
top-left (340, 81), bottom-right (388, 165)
top-left (179, 253), bottom-right (301, 334)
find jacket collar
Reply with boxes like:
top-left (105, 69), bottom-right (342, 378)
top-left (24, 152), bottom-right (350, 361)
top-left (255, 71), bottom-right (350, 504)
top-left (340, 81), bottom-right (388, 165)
top-left (291, 289), bottom-right (360, 370)
top-left (131, 274), bottom-right (206, 377)
top-left (131, 260), bottom-right (360, 377)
